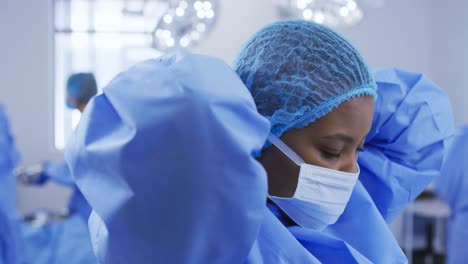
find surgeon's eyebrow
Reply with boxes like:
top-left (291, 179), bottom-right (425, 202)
top-left (321, 134), bottom-right (367, 145)
top-left (322, 134), bottom-right (355, 145)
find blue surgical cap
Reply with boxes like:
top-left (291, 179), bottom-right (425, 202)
top-left (66, 73), bottom-right (98, 108)
top-left (234, 19), bottom-right (377, 138)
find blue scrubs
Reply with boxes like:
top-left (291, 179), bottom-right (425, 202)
top-left (39, 161), bottom-right (91, 220)
top-left (0, 105), bottom-right (22, 264)
top-left (21, 214), bottom-right (97, 264)
top-left (434, 125), bottom-right (468, 264)
top-left (21, 163), bottom-right (94, 263)
top-left (64, 53), bottom-right (454, 263)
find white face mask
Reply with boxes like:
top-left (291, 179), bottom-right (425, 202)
top-left (267, 133), bottom-right (359, 231)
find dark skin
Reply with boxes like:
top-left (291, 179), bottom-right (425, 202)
top-left (259, 96), bottom-right (375, 198)
top-left (66, 94), bottom-right (87, 113)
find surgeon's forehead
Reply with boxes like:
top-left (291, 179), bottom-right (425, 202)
top-left (304, 96), bottom-right (374, 140)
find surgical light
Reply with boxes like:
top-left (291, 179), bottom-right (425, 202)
top-left (152, 0), bottom-right (219, 52)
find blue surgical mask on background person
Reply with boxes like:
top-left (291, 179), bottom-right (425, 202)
top-left (267, 133), bottom-right (359, 231)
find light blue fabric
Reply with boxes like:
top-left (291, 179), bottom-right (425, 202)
top-left (321, 182), bottom-right (406, 263)
top-left (358, 68), bottom-right (455, 222)
top-left (41, 161), bottom-right (74, 186)
top-left (21, 214), bottom-right (97, 264)
top-left (0, 104), bottom-right (22, 264)
top-left (63, 51), bottom-right (420, 263)
top-left (244, 208), bottom-right (321, 263)
top-left (66, 73), bottom-right (97, 108)
top-left (434, 125), bottom-right (468, 264)
top-left (233, 19), bottom-right (377, 140)
top-left (21, 162), bottom-right (93, 263)
top-left (40, 161), bottom-right (91, 220)
top-left (65, 51), bottom-right (277, 263)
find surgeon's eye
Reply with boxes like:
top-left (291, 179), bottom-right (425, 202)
top-left (321, 150), bottom-right (341, 160)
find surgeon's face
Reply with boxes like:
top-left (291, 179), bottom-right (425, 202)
top-left (260, 96), bottom-right (375, 198)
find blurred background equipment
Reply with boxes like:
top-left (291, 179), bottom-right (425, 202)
top-left (275, 0), bottom-right (384, 28)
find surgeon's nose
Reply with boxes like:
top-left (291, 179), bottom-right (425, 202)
top-left (340, 154), bottom-right (359, 173)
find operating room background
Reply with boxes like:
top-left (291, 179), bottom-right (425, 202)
top-left (0, 0), bottom-right (466, 215)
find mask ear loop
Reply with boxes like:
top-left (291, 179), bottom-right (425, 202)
top-left (267, 133), bottom-right (305, 166)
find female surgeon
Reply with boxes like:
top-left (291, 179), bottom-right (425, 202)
top-left (64, 20), bottom-right (453, 263)
top-left (234, 19), bottom-right (454, 263)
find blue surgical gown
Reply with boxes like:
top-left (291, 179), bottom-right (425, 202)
top-left (0, 104), bottom-right (22, 264)
top-left (21, 163), bottom-right (94, 263)
top-left (38, 161), bottom-right (91, 220)
top-left (434, 125), bottom-right (468, 264)
top-left (21, 214), bottom-right (97, 264)
top-left (359, 68), bottom-right (455, 222)
top-left (64, 53), bottom-right (453, 263)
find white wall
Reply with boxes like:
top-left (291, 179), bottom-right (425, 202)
top-left (0, 0), bottom-right (466, 214)
top-left (0, 0), bottom-right (71, 214)
top-left (193, 0), bottom-right (436, 76)
top-left (340, 1), bottom-right (434, 77)
top-left (193, 0), bottom-right (278, 63)
top-left (432, 0), bottom-right (468, 124)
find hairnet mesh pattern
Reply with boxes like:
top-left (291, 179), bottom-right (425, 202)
top-left (234, 20), bottom-right (377, 138)
top-left (67, 73), bottom-right (98, 104)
